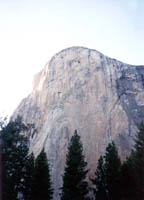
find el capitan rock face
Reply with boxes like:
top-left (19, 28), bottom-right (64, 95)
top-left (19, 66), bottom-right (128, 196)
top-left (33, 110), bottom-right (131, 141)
top-left (13, 47), bottom-right (144, 199)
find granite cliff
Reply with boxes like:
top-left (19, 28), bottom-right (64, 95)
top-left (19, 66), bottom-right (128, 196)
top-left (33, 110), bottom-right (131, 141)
top-left (13, 47), bottom-right (144, 199)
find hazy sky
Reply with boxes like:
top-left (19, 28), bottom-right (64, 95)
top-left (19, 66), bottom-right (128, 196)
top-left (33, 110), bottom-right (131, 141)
top-left (0, 0), bottom-right (144, 116)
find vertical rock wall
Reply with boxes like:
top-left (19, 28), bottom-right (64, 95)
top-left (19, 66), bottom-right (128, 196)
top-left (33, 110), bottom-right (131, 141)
top-left (13, 47), bottom-right (144, 199)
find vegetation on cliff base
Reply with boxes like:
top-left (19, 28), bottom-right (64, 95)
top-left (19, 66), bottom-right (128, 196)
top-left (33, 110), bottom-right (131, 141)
top-left (92, 124), bottom-right (144, 200)
top-left (1, 116), bottom-right (144, 200)
top-left (92, 142), bottom-right (121, 200)
top-left (60, 130), bottom-right (89, 200)
top-left (1, 117), bottom-right (53, 200)
top-left (31, 149), bottom-right (53, 200)
top-left (1, 117), bottom-right (29, 200)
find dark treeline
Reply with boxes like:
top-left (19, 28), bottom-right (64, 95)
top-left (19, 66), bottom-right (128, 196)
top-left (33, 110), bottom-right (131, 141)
top-left (92, 124), bottom-right (144, 200)
top-left (0, 117), bottom-right (53, 200)
top-left (1, 117), bottom-right (144, 200)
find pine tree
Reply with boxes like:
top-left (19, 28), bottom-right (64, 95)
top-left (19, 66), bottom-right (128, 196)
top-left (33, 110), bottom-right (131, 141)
top-left (134, 123), bottom-right (144, 200)
top-left (104, 141), bottom-right (121, 200)
top-left (31, 149), bottom-right (53, 200)
top-left (61, 130), bottom-right (89, 200)
top-left (0, 116), bottom-right (6, 200)
top-left (92, 155), bottom-right (107, 200)
top-left (1, 117), bottom-right (29, 200)
top-left (120, 152), bottom-right (136, 200)
top-left (22, 153), bottom-right (35, 200)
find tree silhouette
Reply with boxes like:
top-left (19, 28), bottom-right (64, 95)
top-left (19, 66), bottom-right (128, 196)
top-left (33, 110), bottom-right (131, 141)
top-left (31, 149), bottom-right (53, 200)
top-left (61, 130), bottom-right (89, 200)
top-left (1, 117), bottom-right (29, 200)
top-left (92, 155), bottom-right (107, 200)
top-left (104, 142), bottom-right (121, 200)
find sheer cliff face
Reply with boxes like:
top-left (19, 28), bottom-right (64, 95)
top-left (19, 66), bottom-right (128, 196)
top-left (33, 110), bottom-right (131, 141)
top-left (13, 47), bottom-right (144, 199)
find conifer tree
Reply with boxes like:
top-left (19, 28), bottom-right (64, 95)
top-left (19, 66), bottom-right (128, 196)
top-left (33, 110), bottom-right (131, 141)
top-left (104, 141), bottom-right (121, 200)
top-left (0, 116), bottom-right (6, 200)
top-left (92, 155), bottom-right (107, 200)
top-left (31, 149), bottom-right (53, 200)
top-left (22, 153), bottom-right (35, 200)
top-left (120, 152), bottom-right (136, 200)
top-left (134, 123), bottom-right (144, 200)
top-left (61, 130), bottom-right (89, 200)
top-left (1, 117), bottom-right (29, 200)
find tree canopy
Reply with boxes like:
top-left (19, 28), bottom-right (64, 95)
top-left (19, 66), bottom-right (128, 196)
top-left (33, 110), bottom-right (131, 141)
top-left (31, 149), bottom-right (53, 200)
top-left (61, 130), bottom-right (89, 200)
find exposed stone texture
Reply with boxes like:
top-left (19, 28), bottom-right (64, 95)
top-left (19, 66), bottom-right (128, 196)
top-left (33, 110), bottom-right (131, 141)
top-left (12, 47), bottom-right (144, 199)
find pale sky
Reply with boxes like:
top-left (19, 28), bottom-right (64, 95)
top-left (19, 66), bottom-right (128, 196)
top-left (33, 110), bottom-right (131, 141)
top-left (0, 0), bottom-right (144, 116)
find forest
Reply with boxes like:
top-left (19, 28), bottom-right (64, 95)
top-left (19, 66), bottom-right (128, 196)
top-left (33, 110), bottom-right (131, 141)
top-left (1, 116), bottom-right (144, 200)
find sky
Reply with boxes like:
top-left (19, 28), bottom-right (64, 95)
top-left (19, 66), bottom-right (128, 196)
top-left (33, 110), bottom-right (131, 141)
top-left (0, 0), bottom-right (144, 116)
